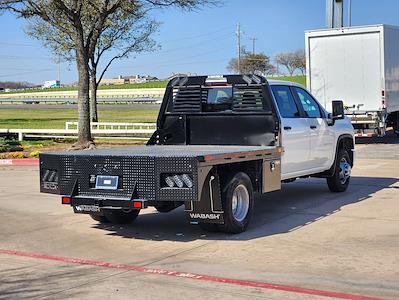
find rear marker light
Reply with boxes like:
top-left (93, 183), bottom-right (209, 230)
top-left (62, 196), bottom-right (71, 205)
top-left (133, 201), bottom-right (143, 209)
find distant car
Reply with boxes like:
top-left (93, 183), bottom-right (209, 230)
top-left (0, 88), bottom-right (4, 92)
top-left (42, 80), bottom-right (60, 89)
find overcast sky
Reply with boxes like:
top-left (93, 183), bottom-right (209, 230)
top-left (1, 0), bottom-right (399, 84)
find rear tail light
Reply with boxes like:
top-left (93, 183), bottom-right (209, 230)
top-left (133, 201), bottom-right (142, 209)
top-left (132, 200), bottom-right (147, 209)
top-left (62, 196), bottom-right (71, 205)
top-left (165, 176), bottom-right (175, 188)
top-left (181, 174), bottom-right (193, 188)
top-left (162, 174), bottom-right (193, 188)
top-left (172, 175), bottom-right (184, 188)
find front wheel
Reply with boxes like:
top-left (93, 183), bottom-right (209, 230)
top-left (103, 209), bottom-right (140, 224)
top-left (218, 172), bottom-right (254, 234)
top-left (327, 150), bottom-right (351, 192)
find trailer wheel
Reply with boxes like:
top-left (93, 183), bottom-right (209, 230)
top-left (103, 209), bottom-right (140, 224)
top-left (327, 150), bottom-right (351, 192)
top-left (89, 213), bottom-right (109, 223)
top-left (219, 172), bottom-right (254, 234)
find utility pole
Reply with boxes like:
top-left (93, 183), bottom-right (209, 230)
top-left (348, 0), bottom-right (352, 26)
top-left (236, 23), bottom-right (241, 74)
top-left (326, 0), bottom-right (344, 28)
top-left (250, 37), bottom-right (257, 55)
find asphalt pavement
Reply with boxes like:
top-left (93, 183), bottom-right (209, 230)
top-left (0, 140), bottom-right (398, 299)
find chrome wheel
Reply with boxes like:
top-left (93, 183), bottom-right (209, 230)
top-left (231, 184), bottom-right (250, 222)
top-left (339, 157), bottom-right (351, 184)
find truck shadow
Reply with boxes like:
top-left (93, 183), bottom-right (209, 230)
top-left (93, 176), bottom-right (398, 242)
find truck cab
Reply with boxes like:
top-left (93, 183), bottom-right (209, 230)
top-left (268, 80), bottom-right (354, 181)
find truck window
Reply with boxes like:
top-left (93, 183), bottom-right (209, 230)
top-left (271, 85), bottom-right (300, 118)
top-left (204, 87), bottom-right (234, 112)
top-left (293, 87), bottom-right (322, 118)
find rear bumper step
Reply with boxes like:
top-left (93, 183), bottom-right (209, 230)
top-left (63, 196), bottom-right (148, 211)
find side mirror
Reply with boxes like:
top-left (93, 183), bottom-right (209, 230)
top-left (332, 100), bottom-right (345, 120)
top-left (327, 100), bottom-right (345, 126)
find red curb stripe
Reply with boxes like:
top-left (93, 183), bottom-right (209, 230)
top-left (0, 158), bottom-right (39, 166)
top-left (0, 249), bottom-right (382, 300)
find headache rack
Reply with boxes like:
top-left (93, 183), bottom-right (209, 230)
top-left (165, 75), bottom-right (272, 114)
top-left (149, 75), bottom-right (280, 147)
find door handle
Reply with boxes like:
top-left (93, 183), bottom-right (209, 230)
top-left (283, 126), bottom-right (292, 130)
top-left (310, 125), bottom-right (317, 129)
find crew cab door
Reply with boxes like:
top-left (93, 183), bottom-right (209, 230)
top-left (291, 87), bottom-right (335, 171)
top-left (271, 85), bottom-right (310, 179)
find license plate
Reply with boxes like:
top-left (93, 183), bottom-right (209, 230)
top-left (95, 175), bottom-right (119, 190)
top-left (74, 205), bottom-right (100, 213)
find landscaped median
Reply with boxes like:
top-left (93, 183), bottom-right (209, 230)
top-left (0, 138), bottom-right (147, 166)
top-left (0, 139), bottom-right (76, 167)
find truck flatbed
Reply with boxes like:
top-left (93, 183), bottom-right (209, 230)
top-left (47, 145), bottom-right (280, 162)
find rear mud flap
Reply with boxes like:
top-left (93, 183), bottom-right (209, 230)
top-left (185, 169), bottom-right (224, 224)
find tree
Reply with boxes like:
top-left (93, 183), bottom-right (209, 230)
top-left (293, 49), bottom-right (306, 75)
top-left (27, 8), bottom-right (158, 122)
top-left (228, 49), bottom-right (276, 75)
top-left (275, 51), bottom-right (297, 76)
top-left (0, 0), bottom-right (215, 148)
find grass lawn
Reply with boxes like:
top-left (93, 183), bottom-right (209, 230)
top-left (268, 75), bottom-right (306, 86)
top-left (3, 81), bottom-right (168, 94)
top-left (0, 107), bottom-right (160, 129)
top-left (2, 76), bottom-right (306, 94)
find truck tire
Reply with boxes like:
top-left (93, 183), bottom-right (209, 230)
top-left (218, 172), bottom-right (254, 234)
top-left (327, 150), bottom-right (351, 192)
top-left (89, 213), bottom-right (109, 223)
top-left (103, 209), bottom-right (140, 224)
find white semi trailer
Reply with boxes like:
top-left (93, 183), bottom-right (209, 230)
top-left (306, 24), bottom-right (399, 137)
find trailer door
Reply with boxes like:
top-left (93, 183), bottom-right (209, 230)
top-left (308, 31), bottom-right (382, 112)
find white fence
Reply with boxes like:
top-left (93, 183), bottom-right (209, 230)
top-left (0, 122), bottom-right (157, 141)
top-left (65, 122), bottom-right (156, 131)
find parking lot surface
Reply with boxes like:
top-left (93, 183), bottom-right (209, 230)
top-left (1, 139), bottom-right (398, 299)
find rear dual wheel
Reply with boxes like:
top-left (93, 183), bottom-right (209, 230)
top-left (199, 172), bottom-right (254, 234)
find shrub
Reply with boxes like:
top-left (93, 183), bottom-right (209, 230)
top-left (29, 150), bottom-right (41, 158)
top-left (9, 152), bottom-right (26, 159)
top-left (0, 145), bottom-right (11, 153)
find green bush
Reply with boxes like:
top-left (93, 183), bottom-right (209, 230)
top-left (0, 145), bottom-right (11, 153)
top-left (29, 150), bottom-right (41, 158)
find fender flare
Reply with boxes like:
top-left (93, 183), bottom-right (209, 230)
top-left (318, 134), bottom-right (354, 177)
